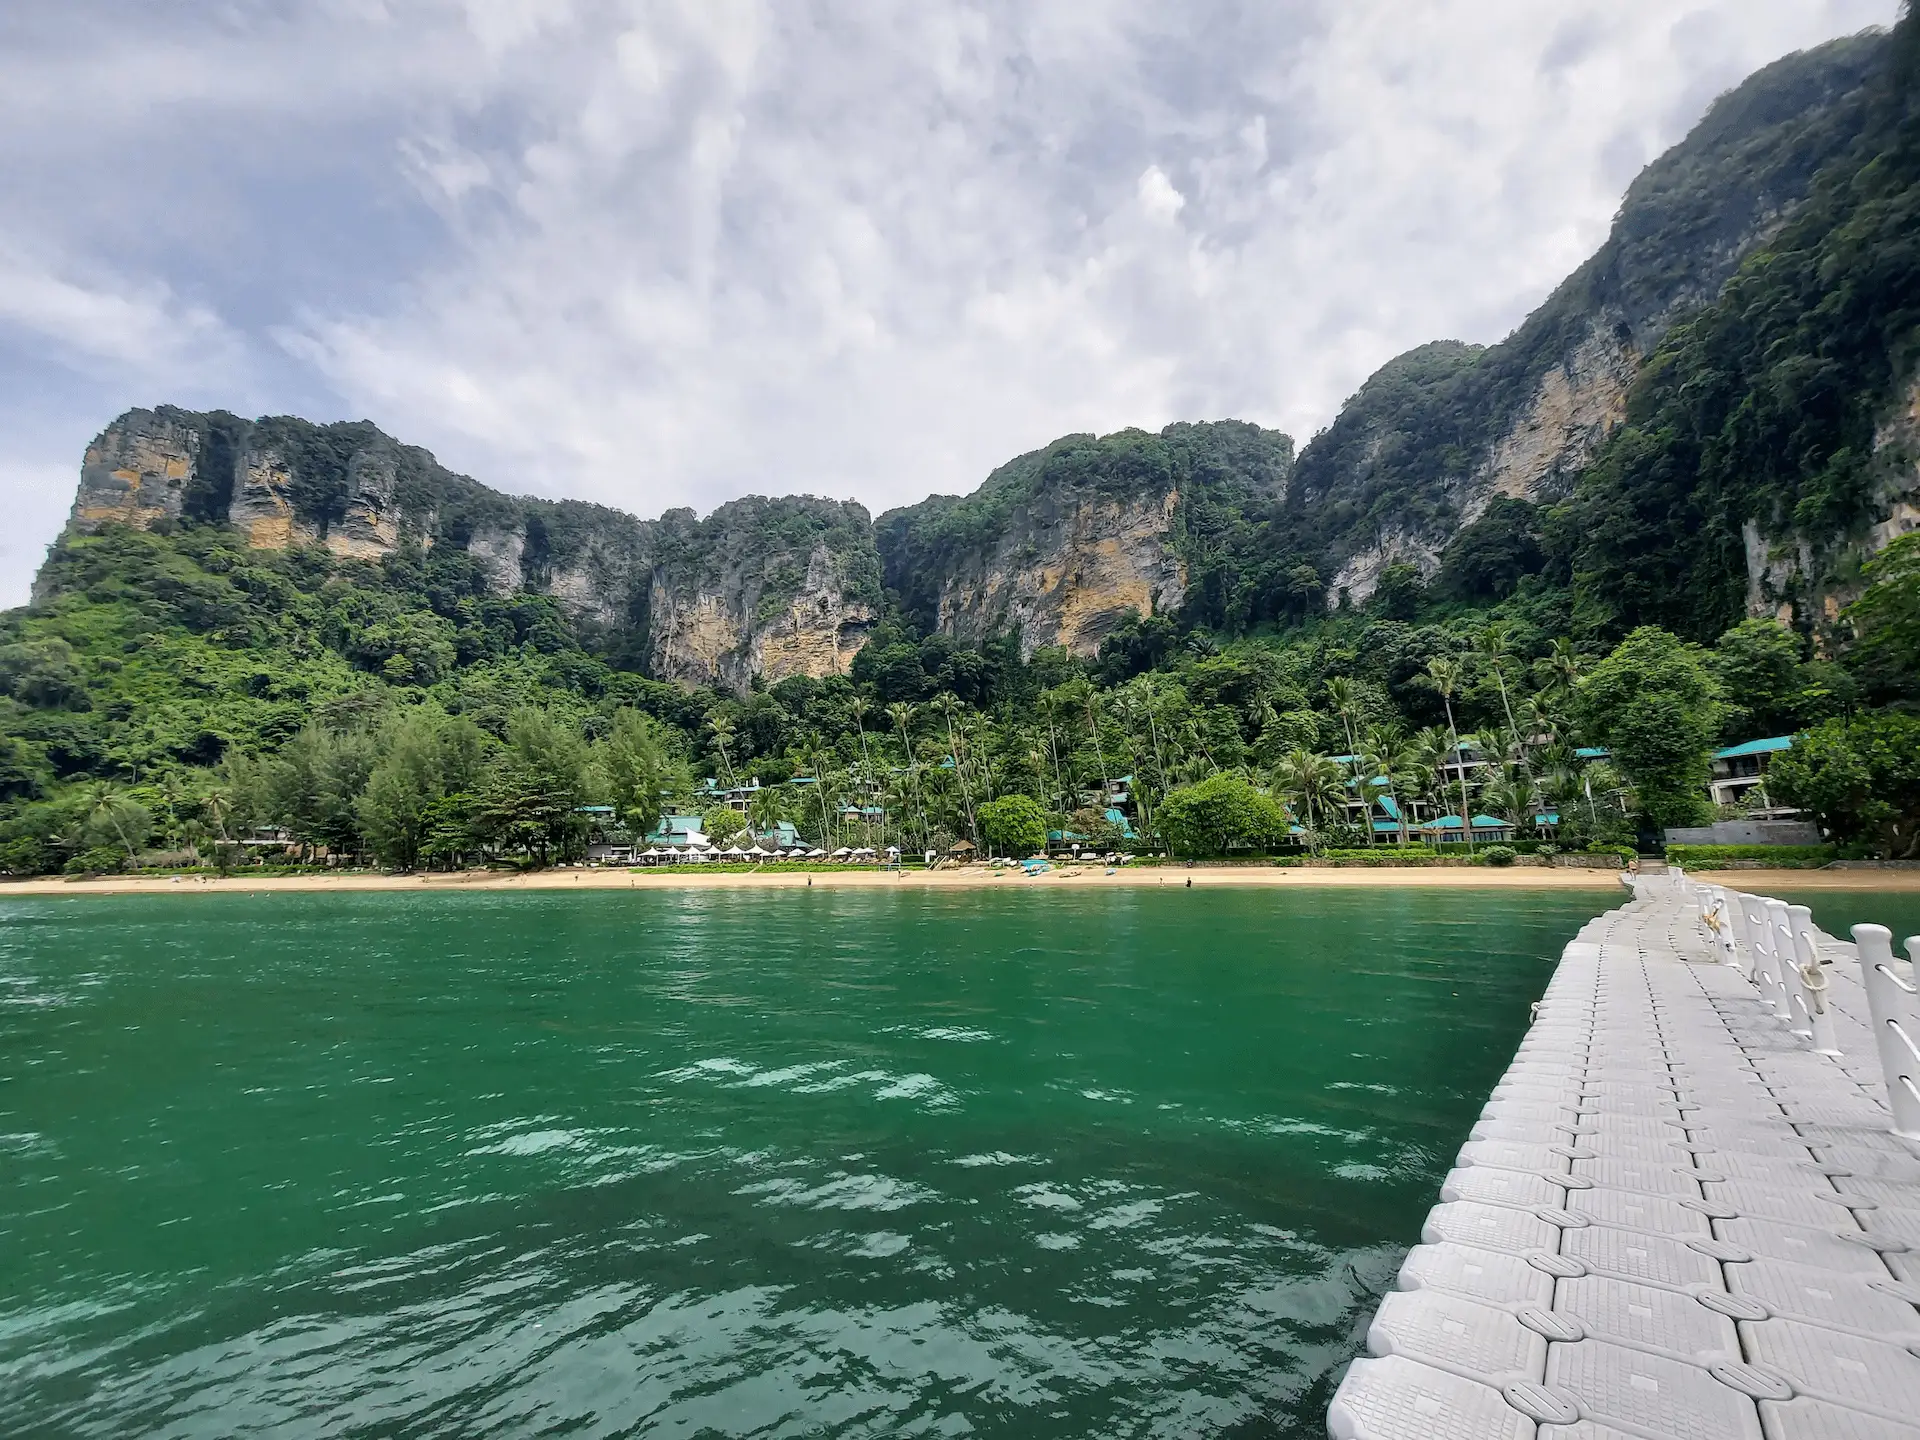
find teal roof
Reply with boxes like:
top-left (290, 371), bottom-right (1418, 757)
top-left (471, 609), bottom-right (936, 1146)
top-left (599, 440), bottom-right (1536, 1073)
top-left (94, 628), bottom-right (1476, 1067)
top-left (1714, 736), bottom-right (1794, 760)
top-left (1422, 814), bottom-right (1515, 831)
top-left (1574, 747), bottom-right (1608, 759)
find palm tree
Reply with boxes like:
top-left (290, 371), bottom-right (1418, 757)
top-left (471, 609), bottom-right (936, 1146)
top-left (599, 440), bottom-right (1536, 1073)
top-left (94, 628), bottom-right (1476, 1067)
top-left (1069, 678), bottom-right (1115, 819)
top-left (889, 702), bottom-right (930, 853)
top-left (746, 784), bottom-right (790, 841)
top-left (1546, 637), bottom-right (1583, 698)
top-left (1364, 725), bottom-right (1417, 845)
top-left (1483, 771), bottom-right (1540, 834)
top-left (1476, 622), bottom-right (1533, 781)
top-left (202, 782), bottom-right (233, 845)
top-left (850, 695), bottom-right (882, 846)
top-left (1324, 676), bottom-right (1372, 845)
top-left (85, 782), bottom-right (146, 867)
top-left (708, 717), bottom-right (740, 787)
top-left (1274, 748), bottom-right (1344, 852)
top-left (1425, 657), bottom-right (1476, 854)
top-left (1039, 688), bottom-right (1072, 814)
top-left (936, 693), bottom-right (978, 844)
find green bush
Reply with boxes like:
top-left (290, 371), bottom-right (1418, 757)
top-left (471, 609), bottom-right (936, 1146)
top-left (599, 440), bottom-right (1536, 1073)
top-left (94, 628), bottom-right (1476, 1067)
top-left (1664, 843), bottom-right (1837, 869)
top-left (1480, 845), bottom-right (1518, 867)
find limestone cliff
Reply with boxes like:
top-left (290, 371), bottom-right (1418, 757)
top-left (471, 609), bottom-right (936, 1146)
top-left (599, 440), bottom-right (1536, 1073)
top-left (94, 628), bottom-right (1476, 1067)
top-left (646, 497), bottom-right (880, 691)
top-left (876, 421), bottom-right (1289, 656)
top-left (53, 409), bottom-right (876, 694)
top-left (1291, 31), bottom-right (1889, 605)
top-left (67, 408), bottom-right (203, 532)
top-left (1743, 371), bottom-right (1920, 624)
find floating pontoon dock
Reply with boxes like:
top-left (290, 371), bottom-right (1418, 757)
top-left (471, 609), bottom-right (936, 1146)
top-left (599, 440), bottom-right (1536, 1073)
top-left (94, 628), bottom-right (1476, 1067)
top-left (1329, 873), bottom-right (1920, 1439)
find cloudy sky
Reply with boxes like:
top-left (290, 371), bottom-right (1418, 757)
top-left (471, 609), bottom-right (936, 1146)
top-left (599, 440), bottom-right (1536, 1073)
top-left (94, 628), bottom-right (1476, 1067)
top-left (0, 0), bottom-right (1898, 603)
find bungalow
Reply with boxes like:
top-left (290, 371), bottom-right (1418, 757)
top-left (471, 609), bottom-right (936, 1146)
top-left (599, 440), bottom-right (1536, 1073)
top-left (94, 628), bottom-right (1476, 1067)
top-left (1422, 814), bottom-right (1518, 845)
top-left (1708, 736), bottom-right (1794, 811)
top-left (647, 814), bottom-right (711, 850)
top-left (757, 820), bottom-right (806, 851)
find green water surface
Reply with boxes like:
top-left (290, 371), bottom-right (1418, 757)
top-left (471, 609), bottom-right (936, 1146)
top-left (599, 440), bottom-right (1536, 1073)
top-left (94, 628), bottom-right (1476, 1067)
top-left (1774, 889), bottom-right (1920, 954)
top-left (0, 887), bottom-right (1614, 1438)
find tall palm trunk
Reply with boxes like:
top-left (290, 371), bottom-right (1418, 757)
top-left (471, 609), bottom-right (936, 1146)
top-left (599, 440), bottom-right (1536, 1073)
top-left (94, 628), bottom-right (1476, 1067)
top-left (1441, 697), bottom-right (1475, 855)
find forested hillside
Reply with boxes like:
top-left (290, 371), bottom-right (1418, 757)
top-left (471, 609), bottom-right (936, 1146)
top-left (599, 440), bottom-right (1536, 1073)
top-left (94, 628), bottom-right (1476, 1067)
top-left (1, 10), bottom-right (1916, 875)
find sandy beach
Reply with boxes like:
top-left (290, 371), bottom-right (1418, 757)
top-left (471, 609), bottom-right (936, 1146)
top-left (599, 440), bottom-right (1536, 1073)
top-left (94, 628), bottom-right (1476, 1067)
top-left (1685, 868), bottom-right (1920, 892)
top-left (0, 863), bottom-right (1630, 896)
top-left (3, 864), bottom-right (1910, 899)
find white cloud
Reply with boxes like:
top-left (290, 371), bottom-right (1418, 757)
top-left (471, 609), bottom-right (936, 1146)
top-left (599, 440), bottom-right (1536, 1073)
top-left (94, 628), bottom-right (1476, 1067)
top-left (0, 248), bottom-right (242, 384)
top-left (0, 0), bottom-right (1901, 606)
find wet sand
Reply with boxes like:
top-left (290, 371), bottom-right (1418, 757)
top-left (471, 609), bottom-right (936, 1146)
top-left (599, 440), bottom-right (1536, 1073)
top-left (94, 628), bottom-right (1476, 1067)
top-left (1687, 868), bottom-right (1920, 892)
top-left (1, 864), bottom-right (1633, 896)
top-left (7, 864), bottom-right (1908, 899)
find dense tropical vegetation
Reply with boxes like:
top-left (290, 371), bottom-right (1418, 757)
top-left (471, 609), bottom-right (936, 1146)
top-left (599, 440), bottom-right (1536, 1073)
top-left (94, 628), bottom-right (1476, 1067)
top-left (2, 506), bottom-right (1914, 874)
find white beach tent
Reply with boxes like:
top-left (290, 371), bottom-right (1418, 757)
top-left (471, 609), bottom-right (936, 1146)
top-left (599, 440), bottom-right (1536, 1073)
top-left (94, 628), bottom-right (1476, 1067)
top-left (807, 848), bottom-right (827, 858)
top-left (852, 847), bottom-right (875, 857)
top-left (746, 845), bottom-right (771, 857)
top-left (724, 845), bottom-right (749, 858)
top-left (831, 846), bottom-right (852, 858)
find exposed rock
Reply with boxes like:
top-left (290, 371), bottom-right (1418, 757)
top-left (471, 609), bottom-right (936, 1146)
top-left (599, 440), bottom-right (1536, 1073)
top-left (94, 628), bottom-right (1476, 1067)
top-left (228, 440), bottom-right (306, 551)
top-left (69, 408), bottom-right (198, 532)
top-left (464, 526), bottom-right (526, 594)
top-left (931, 487), bottom-right (1183, 658)
top-left (1327, 532), bottom-right (1441, 609)
top-left (1867, 372), bottom-right (1920, 554)
top-left (1469, 320), bottom-right (1637, 514)
top-left (327, 447), bottom-right (410, 559)
top-left (1740, 372), bottom-right (1920, 625)
top-left (646, 497), bottom-right (880, 690)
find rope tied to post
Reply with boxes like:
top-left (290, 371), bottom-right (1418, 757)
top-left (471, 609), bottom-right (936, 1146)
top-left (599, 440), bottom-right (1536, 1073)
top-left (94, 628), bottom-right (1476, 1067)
top-left (1800, 959), bottom-right (1829, 1015)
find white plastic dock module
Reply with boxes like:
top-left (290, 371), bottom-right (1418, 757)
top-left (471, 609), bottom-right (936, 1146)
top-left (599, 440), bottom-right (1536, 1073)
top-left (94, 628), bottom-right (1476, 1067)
top-left (1327, 883), bottom-right (1920, 1440)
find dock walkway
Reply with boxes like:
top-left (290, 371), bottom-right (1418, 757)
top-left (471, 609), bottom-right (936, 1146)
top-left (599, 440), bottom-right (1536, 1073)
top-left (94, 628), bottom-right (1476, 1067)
top-left (1329, 877), bottom-right (1920, 1439)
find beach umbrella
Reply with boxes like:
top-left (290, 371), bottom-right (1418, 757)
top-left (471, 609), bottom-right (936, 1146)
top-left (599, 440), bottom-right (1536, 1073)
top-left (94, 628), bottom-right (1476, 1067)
top-left (852, 847), bottom-right (874, 857)
top-left (807, 848), bottom-right (827, 858)
top-left (831, 846), bottom-right (852, 858)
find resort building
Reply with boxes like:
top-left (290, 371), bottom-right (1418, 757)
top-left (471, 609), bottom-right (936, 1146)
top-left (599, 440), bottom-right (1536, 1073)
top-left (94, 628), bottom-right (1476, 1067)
top-left (647, 814), bottom-right (711, 850)
top-left (1707, 735), bottom-right (1795, 811)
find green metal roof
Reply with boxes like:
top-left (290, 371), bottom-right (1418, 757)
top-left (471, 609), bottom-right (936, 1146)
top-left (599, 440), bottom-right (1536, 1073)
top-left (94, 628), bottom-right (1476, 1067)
top-left (1713, 736), bottom-right (1794, 760)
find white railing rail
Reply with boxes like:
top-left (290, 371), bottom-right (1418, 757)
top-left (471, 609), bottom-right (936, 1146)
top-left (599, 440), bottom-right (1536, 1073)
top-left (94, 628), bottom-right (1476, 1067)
top-left (1675, 873), bottom-right (1914, 1138)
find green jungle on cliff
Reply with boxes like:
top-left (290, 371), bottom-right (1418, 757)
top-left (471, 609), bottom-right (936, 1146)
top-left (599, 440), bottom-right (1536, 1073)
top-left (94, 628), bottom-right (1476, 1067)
top-left (1, 10), bottom-right (1917, 875)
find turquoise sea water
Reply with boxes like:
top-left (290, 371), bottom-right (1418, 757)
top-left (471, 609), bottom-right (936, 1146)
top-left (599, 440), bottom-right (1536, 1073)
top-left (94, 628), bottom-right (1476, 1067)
top-left (0, 887), bottom-right (1614, 1438)
top-left (1775, 889), bottom-right (1920, 954)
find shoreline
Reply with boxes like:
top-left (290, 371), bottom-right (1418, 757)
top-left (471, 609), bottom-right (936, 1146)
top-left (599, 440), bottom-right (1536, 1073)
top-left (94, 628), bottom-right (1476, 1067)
top-left (0, 864), bottom-right (1632, 896)
top-left (3, 865), bottom-right (1910, 899)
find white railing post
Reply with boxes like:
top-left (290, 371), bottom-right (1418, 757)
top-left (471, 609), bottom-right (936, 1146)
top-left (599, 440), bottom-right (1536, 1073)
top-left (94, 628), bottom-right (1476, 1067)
top-left (1705, 886), bottom-right (1738, 966)
top-left (1787, 904), bottom-right (1838, 1054)
top-left (1767, 899), bottom-right (1814, 1038)
top-left (1856, 925), bottom-right (1920, 1144)
top-left (1726, 892), bottom-right (1758, 984)
top-left (1750, 896), bottom-right (1786, 1016)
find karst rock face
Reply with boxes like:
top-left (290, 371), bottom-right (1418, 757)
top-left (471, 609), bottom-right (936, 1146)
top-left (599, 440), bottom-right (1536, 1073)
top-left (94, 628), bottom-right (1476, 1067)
top-left (55, 408), bottom-right (881, 691)
top-left (1300, 31), bottom-right (1895, 607)
top-left (46, 29), bottom-right (1920, 671)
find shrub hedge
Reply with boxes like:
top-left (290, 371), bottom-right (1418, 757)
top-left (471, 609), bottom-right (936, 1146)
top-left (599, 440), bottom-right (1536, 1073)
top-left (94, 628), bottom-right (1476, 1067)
top-left (1664, 844), bottom-right (1836, 869)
